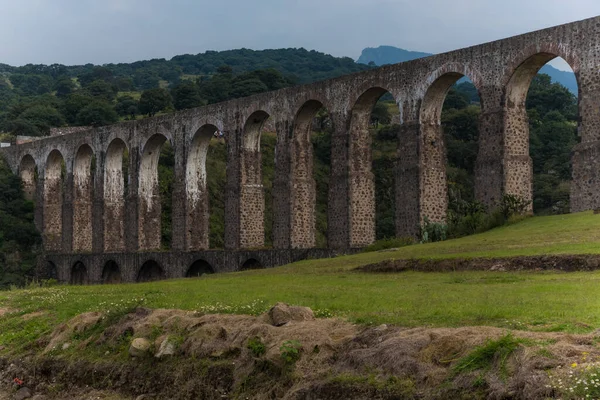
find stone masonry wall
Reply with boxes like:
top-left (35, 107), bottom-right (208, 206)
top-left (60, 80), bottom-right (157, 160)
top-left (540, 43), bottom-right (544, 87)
top-left (0, 16), bottom-right (599, 274)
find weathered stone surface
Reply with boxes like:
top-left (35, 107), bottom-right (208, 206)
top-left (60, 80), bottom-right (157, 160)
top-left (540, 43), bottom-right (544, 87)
top-left (268, 302), bottom-right (315, 326)
top-left (129, 338), bottom-right (152, 357)
top-left (13, 387), bottom-right (32, 400)
top-left (1, 16), bottom-right (599, 282)
top-left (155, 337), bottom-right (177, 358)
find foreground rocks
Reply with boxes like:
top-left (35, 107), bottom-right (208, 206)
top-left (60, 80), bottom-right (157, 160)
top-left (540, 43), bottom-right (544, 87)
top-left (0, 304), bottom-right (598, 399)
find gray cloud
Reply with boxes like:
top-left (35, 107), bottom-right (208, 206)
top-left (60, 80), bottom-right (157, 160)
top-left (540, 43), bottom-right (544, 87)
top-left (0, 0), bottom-right (598, 70)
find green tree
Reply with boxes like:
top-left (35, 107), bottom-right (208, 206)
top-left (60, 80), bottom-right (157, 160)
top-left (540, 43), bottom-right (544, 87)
top-left (76, 101), bottom-right (119, 127)
top-left (85, 79), bottom-right (118, 102)
top-left (54, 77), bottom-right (76, 98)
top-left (115, 95), bottom-right (139, 120)
top-left (138, 88), bottom-right (172, 117)
top-left (171, 80), bottom-right (203, 110)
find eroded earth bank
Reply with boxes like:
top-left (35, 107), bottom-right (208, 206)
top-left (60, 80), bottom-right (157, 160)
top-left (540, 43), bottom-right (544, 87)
top-left (1, 303), bottom-right (599, 399)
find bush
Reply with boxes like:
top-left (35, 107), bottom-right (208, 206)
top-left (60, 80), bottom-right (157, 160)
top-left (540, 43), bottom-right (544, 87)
top-left (362, 237), bottom-right (414, 253)
top-left (420, 217), bottom-right (447, 243)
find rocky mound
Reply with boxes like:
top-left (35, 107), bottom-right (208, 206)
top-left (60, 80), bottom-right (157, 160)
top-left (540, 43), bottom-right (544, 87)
top-left (1, 303), bottom-right (599, 399)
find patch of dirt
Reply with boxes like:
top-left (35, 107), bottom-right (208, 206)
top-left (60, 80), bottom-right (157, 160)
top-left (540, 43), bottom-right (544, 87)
top-left (21, 311), bottom-right (46, 321)
top-left (0, 308), bottom-right (14, 318)
top-left (356, 254), bottom-right (600, 273)
top-left (2, 306), bottom-right (600, 399)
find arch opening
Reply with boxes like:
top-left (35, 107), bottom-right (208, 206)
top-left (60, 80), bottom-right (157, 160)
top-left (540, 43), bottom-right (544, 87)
top-left (104, 138), bottom-right (129, 252)
top-left (238, 110), bottom-right (270, 249)
top-left (505, 54), bottom-right (579, 215)
top-left (19, 155), bottom-right (37, 202)
top-left (349, 87), bottom-right (401, 245)
top-left (71, 261), bottom-right (89, 285)
top-left (289, 100), bottom-right (333, 249)
top-left (186, 124), bottom-right (226, 250)
top-left (43, 149), bottom-right (66, 251)
top-left (73, 144), bottom-right (95, 252)
top-left (240, 258), bottom-right (263, 271)
top-left (102, 260), bottom-right (122, 284)
top-left (137, 260), bottom-right (166, 282)
top-left (138, 134), bottom-right (172, 251)
top-left (419, 72), bottom-right (482, 238)
top-left (186, 259), bottom-right (214, 277)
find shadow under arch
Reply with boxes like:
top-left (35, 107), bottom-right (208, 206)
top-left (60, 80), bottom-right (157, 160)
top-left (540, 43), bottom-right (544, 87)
top-left (502, 53), bottom-right (580, 210)
top-left (19, 154), bottom-right (37, 202)
top-left (419, 71), bottom-right (483, 225)
top-left (43, 261), bottom-right (58, 280)
top-left (240, 258), bottom-right (264, 271)
top-left (186, 124), bottom-right (219, 251)
top-left (348, 87), bottom-right (398, 247)
top-left (102, 260), bottom-right (122, 284)
top-left (104, 138), bottom-right (128, 252)
top-left (138, 134), bottom-right (170, 251)
top-left (185, 259), bottom-right (214, 277)
top-left (44, 149), bottom-right (66, 251)
top-left (73, 144), bottom-right (95, 252)
top-left (71, 261), bottom-right (89, 285)
top-left (137, 260), bottom-right (166, 282)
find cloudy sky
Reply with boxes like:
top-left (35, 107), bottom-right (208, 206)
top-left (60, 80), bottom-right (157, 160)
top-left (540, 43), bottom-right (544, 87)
top-left (0, 0), bottom-right (598, 70)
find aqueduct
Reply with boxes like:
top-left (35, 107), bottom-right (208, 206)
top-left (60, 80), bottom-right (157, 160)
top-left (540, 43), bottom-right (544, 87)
top-left (1, 16), bottom-right (600, 283)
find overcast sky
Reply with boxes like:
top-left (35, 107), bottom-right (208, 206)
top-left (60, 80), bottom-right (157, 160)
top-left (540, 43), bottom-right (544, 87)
top-left (0, 0), bottom-right (598, 71)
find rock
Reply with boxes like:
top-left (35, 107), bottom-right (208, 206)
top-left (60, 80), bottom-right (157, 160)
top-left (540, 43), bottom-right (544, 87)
top-left (31, 396), bottom-right (47, 400)
top-left (268, 302), bottom-right (314, 326)
top-left (61, 342), bottom-right (70, 350)
top-left (13, 387), bottom-right (32, 400)
top-left (155, 337), bottom-right (176, 358)
top-left (129, 337), bottom-right (152, 357)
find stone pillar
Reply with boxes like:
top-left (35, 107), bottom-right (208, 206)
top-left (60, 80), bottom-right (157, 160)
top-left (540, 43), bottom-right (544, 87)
top-left (571, 81), bottom-right (600, 212)
top-left (238, 143), bottom-right (265, 248)
top-left (272, 120), bottom-right (294, 249)
top-left (104, 143), bottom-right (127, 253)
top-left (348, 106), bottom-right (376, 248)
top-left (328, 111), bottom-right (350, 249)
top-left (224, 127), bottom-right (241, 250)
top-left (171, 132), bottom-right (186, 251)
top-left (502, 102), bottom-right (533, 211)
top-left (92, 151), bottom-right (105, 254)
top-left (62, 169), bottom-right (74, 253)
top-left (396, 119), bottom-right (421, 238)
top-left (126, 144), bottom-right (140, 252)
top-left (419, 119), bottom-right (448, 224)
top-left (42, 155), bottom-right (65, 253)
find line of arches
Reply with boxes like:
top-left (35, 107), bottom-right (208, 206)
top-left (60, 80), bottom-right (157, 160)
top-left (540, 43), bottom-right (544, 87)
top-left (17, 49), bottom-right (581, 252)
top-left (65, 257), bottom-right (265, 284)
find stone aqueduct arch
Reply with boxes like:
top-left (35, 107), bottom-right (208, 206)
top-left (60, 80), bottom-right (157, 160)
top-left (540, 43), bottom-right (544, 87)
top-left (2, 17), bottom-right (600, 283)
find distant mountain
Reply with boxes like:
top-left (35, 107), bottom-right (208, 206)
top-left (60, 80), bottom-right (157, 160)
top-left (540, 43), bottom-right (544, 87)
top-left (357, 45), bottom-right (577, 95)
top-left (357, 46), bottom-right (431, 66)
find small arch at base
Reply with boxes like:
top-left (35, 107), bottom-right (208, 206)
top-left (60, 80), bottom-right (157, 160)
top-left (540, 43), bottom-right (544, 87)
top-left (137, 260), bottom-right (166, 283)
top-left (102, 260), bottom-right (122, 284)
top-left (240, 258), bottom-right (264, 271)
top-left (186, 259), bottom-right (214, 278)
top-left (71, 261), bottom-right (89, 285)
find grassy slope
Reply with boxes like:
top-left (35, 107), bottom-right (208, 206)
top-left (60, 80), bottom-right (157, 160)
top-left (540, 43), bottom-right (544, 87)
top-left (2, 211), bottom-right (600, 352)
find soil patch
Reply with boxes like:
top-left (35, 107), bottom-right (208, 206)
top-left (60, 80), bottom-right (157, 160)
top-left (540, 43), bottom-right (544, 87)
top-left (356, 254), bottom-right (600, 273)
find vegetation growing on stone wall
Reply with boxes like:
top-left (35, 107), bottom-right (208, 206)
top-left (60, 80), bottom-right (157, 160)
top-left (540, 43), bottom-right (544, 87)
top-left (0, 157), bottom-right (41, 289)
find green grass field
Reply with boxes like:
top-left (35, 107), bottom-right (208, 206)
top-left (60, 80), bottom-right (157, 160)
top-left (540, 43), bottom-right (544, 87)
top-left (2, 211), bottom-right (600, 352)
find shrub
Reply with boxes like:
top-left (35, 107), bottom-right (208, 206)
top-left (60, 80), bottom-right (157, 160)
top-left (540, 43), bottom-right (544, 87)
top-left (420, 217), bottom-right (448, 243)
top-left (247, 336), bottom-right (266, 357)
top-left (280, 340), bottom-right (302, 365)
